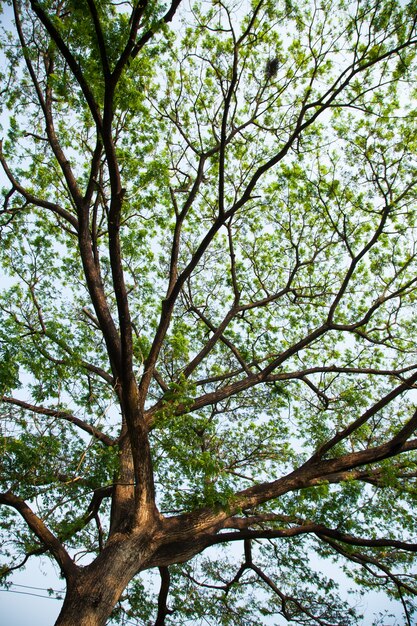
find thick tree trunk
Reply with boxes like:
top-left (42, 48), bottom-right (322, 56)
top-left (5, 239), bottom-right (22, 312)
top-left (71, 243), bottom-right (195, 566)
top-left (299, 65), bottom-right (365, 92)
top-left (56, 588), bottom-right (119, 626)
top-left (55, 534), bottom-right (154, 626)
top-left (53, 517), bottom-right (218, 626)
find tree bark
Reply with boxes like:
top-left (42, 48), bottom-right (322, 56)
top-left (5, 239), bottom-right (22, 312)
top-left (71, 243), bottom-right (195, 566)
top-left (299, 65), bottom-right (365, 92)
top-left (55, 534), bottom-right (154, 626)
top-left (53, 506), bottom-right (224, 626)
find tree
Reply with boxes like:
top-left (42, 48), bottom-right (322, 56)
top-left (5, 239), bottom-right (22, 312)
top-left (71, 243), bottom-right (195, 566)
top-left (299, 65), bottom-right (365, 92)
top-left (1, 0), bottom-right (417, 623)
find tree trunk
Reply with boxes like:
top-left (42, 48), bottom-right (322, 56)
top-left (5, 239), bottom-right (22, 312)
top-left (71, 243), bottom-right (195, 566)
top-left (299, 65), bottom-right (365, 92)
top-left (55, 534), bottom-right (154, 626)
top-left (53, 517), bottom-right (218, 626)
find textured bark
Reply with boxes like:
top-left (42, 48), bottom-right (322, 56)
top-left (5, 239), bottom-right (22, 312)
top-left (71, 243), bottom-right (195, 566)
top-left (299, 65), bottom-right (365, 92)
top-left (55, 534), bottom-right (155, 626)
top-left (53, 498), bottom-right (229, 625)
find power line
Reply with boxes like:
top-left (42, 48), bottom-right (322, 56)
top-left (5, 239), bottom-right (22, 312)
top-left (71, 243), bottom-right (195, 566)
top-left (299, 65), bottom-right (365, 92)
top-left (8, 582), bottom-right (64, 593)
top-left (0, 588), bottom-right (61, 600)
top-left (1, 587), bottom-right (150, 623)
top-left (0, 582), bottom-right (64, 601)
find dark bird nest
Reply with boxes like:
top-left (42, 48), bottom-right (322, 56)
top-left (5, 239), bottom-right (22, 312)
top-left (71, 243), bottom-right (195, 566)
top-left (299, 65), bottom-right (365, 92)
top-left (265, 57), bottom-right (279, 78)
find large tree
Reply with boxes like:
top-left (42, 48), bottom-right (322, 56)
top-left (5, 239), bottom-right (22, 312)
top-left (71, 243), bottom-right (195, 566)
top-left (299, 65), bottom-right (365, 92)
top-left (1, 0), bottom-right (417, 624)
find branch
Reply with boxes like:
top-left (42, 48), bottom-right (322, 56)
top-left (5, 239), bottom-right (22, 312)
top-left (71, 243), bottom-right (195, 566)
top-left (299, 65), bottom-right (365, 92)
top-left (29, 0), bottom-right (102, 130)
top-left (86, 0), bottom-right (111, 80)
top-left (0, 546), bottom-right (47, 578)
top-left (42, 337), bottom-right (115, 387)
top-left (234, 436), bottom-right (417, 512)
top-left (1, 397), bottom-right (115, 446)
top-left (295, 463), bottom-right (417, 489)
top-left (181, 304), bottom-right (245, 380)
top-left (311, 370), bottom-right (417, 462)
top-left (319, 534), bottom-right (417, 612)
top-left (182, 324), bottom-right (329, 415)
top-left (229, 26), bottom-right (417, 224)
top-left (195, 535), bottom-right (339, 625)
top-left (154, 567), bottom-right (173, 626)
top-left (0, 490), bottom-right (76, 578)
top-left (84, 139), bottom-right (104, 207)
top-left (167, 155), bottom-right (208, 298)
top-left (212, 520), bottom-right (417, 554)
top-left (193, 359), bottom-right (417, 389)
top-left (13, 2), bottom-right (85, 210)
top-left (248, 559), bottom-right (335, 626)
top-left (0, 142), bottom-right (78, 231)
top-left (13, 3), bottom-right (122, 374)
top-left (130, 0), bottom-right (184, 60)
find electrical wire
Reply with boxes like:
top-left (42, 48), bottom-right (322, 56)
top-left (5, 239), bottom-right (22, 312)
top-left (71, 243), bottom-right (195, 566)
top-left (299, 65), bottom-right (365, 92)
top-left (9, 583), bottom-right (63, 592)
top-left (0, 582), bottom-right (64, 600)
top-left (0, 588), bottom-right (61, 600)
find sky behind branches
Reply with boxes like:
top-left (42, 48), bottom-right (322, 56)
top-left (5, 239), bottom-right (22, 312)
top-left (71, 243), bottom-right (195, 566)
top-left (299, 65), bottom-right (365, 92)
top-left (0, 1), bottom-right (414, 624)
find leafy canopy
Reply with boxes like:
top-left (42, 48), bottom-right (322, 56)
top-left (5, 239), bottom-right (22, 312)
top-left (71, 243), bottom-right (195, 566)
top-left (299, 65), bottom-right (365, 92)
top-left (1, 0), bottom-right (417, 624)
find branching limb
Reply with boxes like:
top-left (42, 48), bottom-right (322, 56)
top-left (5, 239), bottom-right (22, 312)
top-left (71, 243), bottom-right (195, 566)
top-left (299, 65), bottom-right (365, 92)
top-left (29, 0), bottom-right (102, 129)
top-left (0, 545), bottom-right (52, 580)
top-left (154, 567), bottom-right (174, 626)
top-left (39, 336), bottom-right (114, 387)
top-left (318, 535), bottom-right (416, 625)
top-left (86, 0), bottom-right (111, 80)
top-left (0, 142), bottom-right (78, 231)
top-left (185, 324), bottom-right (329, 415)
top-left (297, 463), bottom-right (417, 489)
top-left (12, 2), bottom-right (122, 379)
top-left (1, 397), bottom-right (115, 446)
top-left (234, 436), bottom-right (417, 512)
top-left (248, 557), bottom-right (334, 625)
top-left (311, 369), bottom-right (417, 462)
top-left (0, 491), bottom-right (75, 579)
top-left (182, 305), bottom-right (246, 379)
top-left (194, 361), bottom-right (417, 389)
top-left (84, 486), bottom-right (112, 552)
top-left (167, 155), bottom-right (208, 298)
top-left (131, 1), bottom-right (184, 60)
top-left (213, 521), bottom-right (417, 560)
top-left (183, 538), bottom-right (341, 625)
top-left (14, 1), bottom-right (85, 210)
top-left (84, 139), bottom-right (104, 208)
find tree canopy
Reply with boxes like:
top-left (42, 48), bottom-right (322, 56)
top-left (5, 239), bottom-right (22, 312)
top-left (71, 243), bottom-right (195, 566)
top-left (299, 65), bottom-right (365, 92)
top-left (1, 0), bottom-right (417, 624)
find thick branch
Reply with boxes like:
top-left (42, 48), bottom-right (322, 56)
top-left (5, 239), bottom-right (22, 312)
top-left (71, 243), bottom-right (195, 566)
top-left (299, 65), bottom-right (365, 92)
top-left (213, 524), bottom-right (417, 554)
top-left (86, 0), bottom-right (111, 80)
top-left (30, 0), bottom-right (102, 130)
top-left (154, 567), bottom-right (173, 626)
top-left (0, 142), bottom-right (78, 231)
top-left (311, 370), bottom-right (417, 461)
top-left (234, 436), bottom-right (417, 511)
top-left (0, 491), bottom-right (76, 578)
top-left (130, 1), bottom-right (184, 60)
top-left (1, 397), bottom-right (115, 446)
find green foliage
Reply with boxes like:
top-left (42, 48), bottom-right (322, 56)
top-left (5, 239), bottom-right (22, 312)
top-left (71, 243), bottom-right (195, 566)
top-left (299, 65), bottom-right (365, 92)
top-left (0, 347), bottom-right (20, 395)
top-left (1, 0), bottom-right (417, 623)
